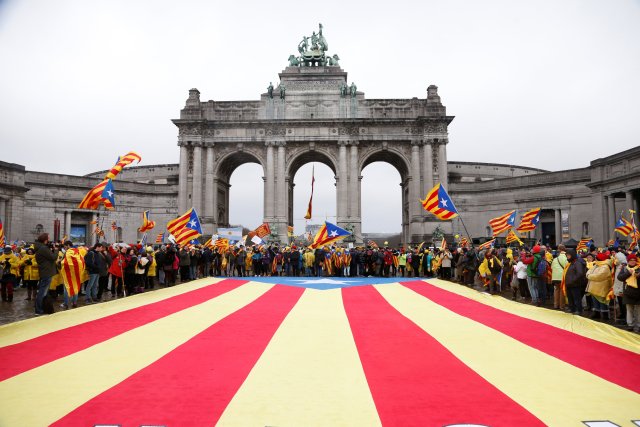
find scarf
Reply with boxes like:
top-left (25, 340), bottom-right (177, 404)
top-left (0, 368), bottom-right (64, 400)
top-left (625, 266), bottom-right (638, 288)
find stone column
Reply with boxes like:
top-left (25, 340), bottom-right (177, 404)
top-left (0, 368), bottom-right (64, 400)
top-left (410, 140), bottom-right (423, 241)
top-left (277, 143), bottom-right (287, 220)
top-left (438, 141), bottom-right (448, 190)
top-left (212, 178), bottom-right (219, 232)
top-left (349, 142), bottom-right (361, 239)
top-left (423, 141), bottom-right (434, 195)
top-left (178, 145), bottom-right (189, 214)
top-left (204, 145), bottom-right (215, 220)
top-left (626, 190), bottom-right (635, 216)
top-left (265, 142), bottom-right (275, 223)
top-left (192, 144), bottom-right (203, 214)
top-left (608, 194), bottom-right (616, 241)
top-left (0, 199), bottom-right (6, 226)
top-left (337, 141), bottom-right (349, 224)
top-left (64, 211), bottom-right (71, 240)
top-left (554, 209), bottom-right (562, 247)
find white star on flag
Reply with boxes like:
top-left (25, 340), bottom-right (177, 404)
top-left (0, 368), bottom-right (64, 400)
top-left (189, 220), bottom-right (197, 228)
top-left (329, 230), bottom-right (338, 237)
top-left (106, 190), bottom-right (113, 197)
top-left (440, 199), bottom-right (448, 207)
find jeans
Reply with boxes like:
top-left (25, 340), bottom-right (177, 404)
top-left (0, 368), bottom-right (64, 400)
top-left (189, 265), bottom-right (197, 280)
top-left (85, 274), bottom-right (99, 301)
top-left (35, 276), bottom-right (52, 314)
top-left (567, 287), bottom-right (584, 314)
top-left (63, 286), bottom-right (78, 307)
top-left (527, 276), bottom-right (539, 303)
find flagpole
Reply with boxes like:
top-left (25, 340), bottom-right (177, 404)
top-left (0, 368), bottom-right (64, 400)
top-left (456, 214), bottom-right (475, 249)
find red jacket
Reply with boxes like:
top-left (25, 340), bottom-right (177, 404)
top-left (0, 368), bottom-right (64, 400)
top-left (108, 253), bottom-right (128, 278)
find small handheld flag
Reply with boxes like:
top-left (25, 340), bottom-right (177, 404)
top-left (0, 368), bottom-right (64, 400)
top-left (576, 237), bottom-right (593, 252)
top-left (0, 219), bottom-right (5, 247)
top-left (138, 210), bottom-right (156, 232)
top-left (506, 229), bottom-right (524, 246)
top-left (420, 183), bottom-right (458, 220)
top-left (614, 215), bottom-right (633, 236)
top-left (155, 232), bottom-right (165, 244)
top-left (167, 208), bottom-right (202, 246)
top-left (478, 239), bottom-right (495, 250)
top-left (78, 179), bottom-right (115, 210)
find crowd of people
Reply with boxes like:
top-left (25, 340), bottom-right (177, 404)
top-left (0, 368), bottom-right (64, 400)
top-left (1, 232), bottom-right (638, 332)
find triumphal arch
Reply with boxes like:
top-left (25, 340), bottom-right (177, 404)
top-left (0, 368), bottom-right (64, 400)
top-left (173, 24), bottom-right (454, 244)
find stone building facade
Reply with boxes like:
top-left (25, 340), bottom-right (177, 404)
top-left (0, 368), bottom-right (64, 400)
top-left (1, 43), bottom-right (639, 246)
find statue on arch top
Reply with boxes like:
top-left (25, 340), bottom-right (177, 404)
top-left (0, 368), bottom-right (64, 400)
top-left (289, 23), bottom-right (337, 67)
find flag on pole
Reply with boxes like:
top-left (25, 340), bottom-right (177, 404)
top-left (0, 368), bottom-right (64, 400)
top-left (104, 152), bottom-right (142, 180)
top-left (615, 215), bottom-right (633, 236)
top-left (489, 210), bottom-right (517, 236)
top-left (77, 179), bottom-right (115, 210)
top-left (629, 210), bottom-right (639, 249)
top-left (478, 239), bottom-right (495, 250)
top-left (140, 233), bottom-right (148, 247)
top-left (0, 219), bottom-right (4, 247)
top-left (167, 208), bottom-right (202, 247)
top-left (368, 240), bottom-right (379, 249)
top-left (439, 238), bottom-right (447, 251)
top-left (215, 238), bottom-right (229, 252)
top-left (506, 229), bottom-right (524, 246)
top-left (458, 237), bottom-right (469, 248)
top-left (516, 208), bottom-right (541, 232)
top-left (310, 221), bottom-right (351, 249)
top-left (576, 238), bottom-right (592, 252)
top-left (155, 232), bottom-right (165, 244)
top-left (138, 210), bottom-right (156, 232)
top-left (420, 183), bottom-right (458, 220)
top-left (304, 165), bottom-right (315, 220)
top-left (252, 223), bottom-right (271, 239)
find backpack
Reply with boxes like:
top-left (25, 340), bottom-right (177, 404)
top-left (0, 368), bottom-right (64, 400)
top-left (536, 257), bottom-right (549, 277)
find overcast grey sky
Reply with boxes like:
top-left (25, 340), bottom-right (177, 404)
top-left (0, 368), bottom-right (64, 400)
top-left (1, 0), bottom-right (639, 233)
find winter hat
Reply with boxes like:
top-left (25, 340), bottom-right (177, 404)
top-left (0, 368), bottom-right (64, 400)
top-left (596, 252), bottom-right (609, 261)
top-left (627, 254), bottom-right (637, 262)
top-left (532, 245), bottom-right (541, 254)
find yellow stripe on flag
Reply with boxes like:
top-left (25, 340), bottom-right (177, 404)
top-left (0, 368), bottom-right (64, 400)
top-left (424, 278), bottom-right (640, 354)
top-left (217, 289), bottom-right (380, 426)
top-left (0, 277), bottom-right (224, 348)
top-left (376, 284), bottom-right (640, 426)
top-left (0, 282), bottom-right (273, 426)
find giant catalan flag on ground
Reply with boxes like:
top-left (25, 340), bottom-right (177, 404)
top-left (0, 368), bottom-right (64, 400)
top-left (1, 277), bottom-right (638, 426)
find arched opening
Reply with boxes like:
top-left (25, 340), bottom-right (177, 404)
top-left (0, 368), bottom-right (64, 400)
top-left (216, 152), bottom-right (265, 230)
top-left (360, 149), bottom-right (410, 245)
top-left (291, 162), bottom-right (337, 239)
top-left (228, 163), bottom-right (264, 230)
top-left (361, 162), bottom-right (402, 234)
top-left (582, 221), bottom-right (589, 237)
top-left (288, 150), bottom-right (337, 239)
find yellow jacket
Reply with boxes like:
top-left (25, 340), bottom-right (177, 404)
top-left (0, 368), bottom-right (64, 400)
top-left (147, 254), bottom-right (157, 277)
top-left (586, 260), bottom-right (613, 299)
top-left (20, 254), bottom-right (40, 281)
top-left (0, 253), bottom-right (21, 276)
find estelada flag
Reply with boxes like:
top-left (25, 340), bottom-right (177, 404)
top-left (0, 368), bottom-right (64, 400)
top-left (489, 210), bottom-right (516, 236)
top-left (156, 233), bottom-right (165, 244)
top-left (60, 247), bottom-right (86, 298)
top-left (104, 152), bottom-right (142, 180)
top-left (516, 208), bottom-right (541, 232)
top-left (420, 183), bottom-right (458, 220)
top-left (439, 238), bottom-right (447, 251)
top-left (167, 208), bottom-right (202, 246)
top-left (310, 221), bottom-right (350, 249)
top-left (478, 239), bottom-right (495, 250)
top-left (3, 277), bottom-right (639, 426)
top-left (0, 219), bottom-right (4, 247)
top-left (304, 165), bottom-right (315, 220)
top-left (615, 215), bottom-right (633, 236)
top-left (77, 179), bottom-right (115, 210)
top-left (254, 223), bottom-right (271, 239)
top-left (138, 210), bottom-right (156, 232)
top-left (576, 238), bottom-right (593, 252)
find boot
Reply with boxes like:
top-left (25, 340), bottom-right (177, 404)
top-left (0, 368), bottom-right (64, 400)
top-left (590, 311), bottom-right (601, 320)
top-left (601, 311), bottom-right (610, 321)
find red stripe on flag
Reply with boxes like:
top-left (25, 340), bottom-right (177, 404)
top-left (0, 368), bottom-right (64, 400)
top-left (52, 284), bottom-right (304, 426)
top-left (0, 279), bottom-right (247, 381)
top-left (403, 281), bottom-right (640, 394)
top-left (342, 286), bottom-right (543, 426)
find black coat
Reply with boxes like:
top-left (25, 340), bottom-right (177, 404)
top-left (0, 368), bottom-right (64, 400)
top-left (617, 266), bottom-right (640, 305)
top-left (564, 258), bottom-right (587, 288)
top-left (34, 241), bottom-right (58, 279)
